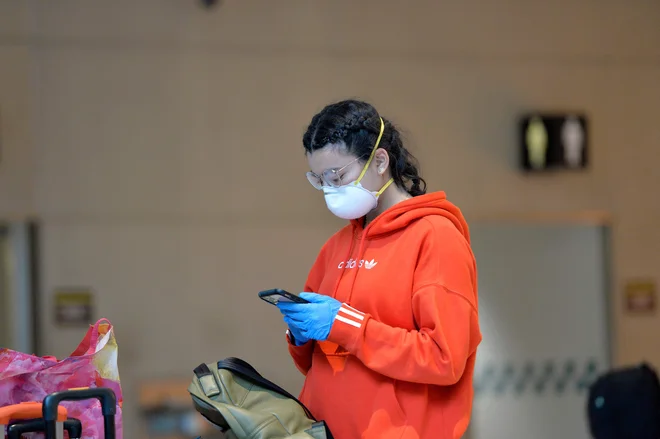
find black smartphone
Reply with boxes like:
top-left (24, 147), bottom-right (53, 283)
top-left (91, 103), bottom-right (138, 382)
top-left (258, 289), bottom-right (309, 306)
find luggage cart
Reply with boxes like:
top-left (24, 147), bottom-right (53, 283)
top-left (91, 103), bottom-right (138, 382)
top-left (1, 387), bottom-right (117, 439)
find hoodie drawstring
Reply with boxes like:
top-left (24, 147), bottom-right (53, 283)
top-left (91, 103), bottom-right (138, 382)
top-left (330, 223), bottom-right (370, 305)
top-left (344, 233), bottom-right (368, 305)
top-left (330, 225), bottom-right (358, 300)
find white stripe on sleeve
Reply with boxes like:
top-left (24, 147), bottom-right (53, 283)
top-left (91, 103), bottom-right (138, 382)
top-left (335, 314), bottom-right (362, 328)
top-left (334, 305), bottom-right (366, 328)
top-left (339, 306), bottom-right (365, 321)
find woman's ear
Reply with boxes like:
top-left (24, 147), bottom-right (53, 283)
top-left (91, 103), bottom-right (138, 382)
top-left (374, 148), bottom-right (390, 175)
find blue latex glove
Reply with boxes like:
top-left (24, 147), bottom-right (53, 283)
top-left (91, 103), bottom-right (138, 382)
top-left (276, 297), bottom-right (310, 345)
top-left (277, 292), bottom-right (342, 341)
top-left (286, 324), bottom-right (309, 346)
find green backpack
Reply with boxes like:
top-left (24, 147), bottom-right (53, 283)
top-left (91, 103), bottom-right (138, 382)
top-left (188, 357), bottom-right (333, 439)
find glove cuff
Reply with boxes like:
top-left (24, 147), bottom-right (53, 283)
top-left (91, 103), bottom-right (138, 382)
top-left (326, 303), bottom-right (369, 351)
top-left (287, 329), bottom-right (312, 347)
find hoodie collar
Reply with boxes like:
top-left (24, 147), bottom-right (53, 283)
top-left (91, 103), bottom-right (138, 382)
top-left (349, 191), bottom-right (470, 242)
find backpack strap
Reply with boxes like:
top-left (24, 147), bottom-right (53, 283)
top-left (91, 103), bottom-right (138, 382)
top-left (193, 363), bottom-right (221, 398)
top-left (217, 357), bottom-right (317, 421)
top-left (192, 363), bottom-right (231, 432)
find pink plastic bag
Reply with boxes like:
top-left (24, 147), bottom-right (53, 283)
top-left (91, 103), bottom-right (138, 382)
top-left (0, 318), bottom-right (123, 438)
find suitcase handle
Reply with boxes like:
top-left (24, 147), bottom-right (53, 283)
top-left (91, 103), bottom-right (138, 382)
top-left (64, 417), bottom-right (83, 439)
top-left (43, 387), bottom-right (117, 439)
top-left (0, 402), bottom-right (67, 424)
top-left (7, 417), bottom-right (83, 439)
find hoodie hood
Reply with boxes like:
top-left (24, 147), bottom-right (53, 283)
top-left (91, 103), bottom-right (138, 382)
top-left (351, 191), bottom-right (470, 243)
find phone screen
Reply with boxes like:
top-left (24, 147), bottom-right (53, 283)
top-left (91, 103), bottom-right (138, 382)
top-left (259, 289), bottom-right (308, 306)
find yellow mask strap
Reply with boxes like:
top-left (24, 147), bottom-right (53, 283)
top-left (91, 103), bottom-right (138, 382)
top-left (375, 178), bottom-right (394, 196)
top-left (355, 117), bottom-right (385, 184)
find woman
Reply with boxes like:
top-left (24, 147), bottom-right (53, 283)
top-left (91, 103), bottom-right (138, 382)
top-left (277, 99), bottom-right (481, 439)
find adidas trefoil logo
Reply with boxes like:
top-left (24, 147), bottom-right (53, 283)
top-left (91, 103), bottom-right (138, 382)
top-left (364, 259), bottom-right (378, 270)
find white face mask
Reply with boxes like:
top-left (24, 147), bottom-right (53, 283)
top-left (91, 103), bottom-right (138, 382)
top-left (321, 117), bottom-right (394, 220)
top-left (323, 180), bottom-right (392, 220)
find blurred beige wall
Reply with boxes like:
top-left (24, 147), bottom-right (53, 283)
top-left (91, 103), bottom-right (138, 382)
top-left (0, 1), bottom-right (33, 217)
top-left (1, 0), bottom-right (659, 436)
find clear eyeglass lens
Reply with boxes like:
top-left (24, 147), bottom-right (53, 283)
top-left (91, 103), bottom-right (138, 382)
top-left (306, 172), bottom-right (323, 189)
top-left (322, 170), bottom-right (343, 187)
top-left (307, 171), bottom-right (343, 189)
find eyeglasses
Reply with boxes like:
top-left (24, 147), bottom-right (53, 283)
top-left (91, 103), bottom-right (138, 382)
top-left (306, 156), bottom-right (364, 190)
top-left (306, 117), bottom-right (386, 190)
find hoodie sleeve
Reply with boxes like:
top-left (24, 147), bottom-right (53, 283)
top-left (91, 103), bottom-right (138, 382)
top-left (286, 241), bottom-right (330, 375)
top-left (326, 218), bottom-right (481, 385)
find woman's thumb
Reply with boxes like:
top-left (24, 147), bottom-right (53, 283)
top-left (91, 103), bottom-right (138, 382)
top-left (299, 292), bottom-right (321, 302)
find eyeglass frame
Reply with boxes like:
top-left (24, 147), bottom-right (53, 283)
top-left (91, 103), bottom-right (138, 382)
top-left (305, 154), bottom-right (367, 190)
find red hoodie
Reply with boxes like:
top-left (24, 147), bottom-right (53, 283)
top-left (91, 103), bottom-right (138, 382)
top-left (286, 191), bottom-right (481, 439)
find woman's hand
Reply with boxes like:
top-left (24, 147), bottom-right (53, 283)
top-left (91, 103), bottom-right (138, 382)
top-left (286, 324), bottom-right (310, 346)
top-left (277, 293), bottom-right (342, 341)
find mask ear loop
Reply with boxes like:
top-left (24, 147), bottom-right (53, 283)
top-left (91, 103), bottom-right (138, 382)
top-left (354, 117), bottom-right (395, 195)
top-left (355, 117), bottom-right (389, 183)
top-left (375, 177), bottom-right (394, 196)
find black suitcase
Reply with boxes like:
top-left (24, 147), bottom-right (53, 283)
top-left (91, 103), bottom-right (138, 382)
top-left (587, 362), bottom-right (660, 439)
top-left (42, 387), bottom-right (117, 439)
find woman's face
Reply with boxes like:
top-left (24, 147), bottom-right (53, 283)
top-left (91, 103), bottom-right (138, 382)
top-left (306, 144), bottom-right (389, 191)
